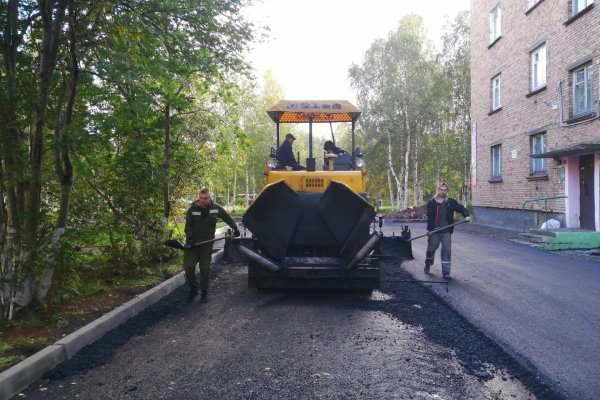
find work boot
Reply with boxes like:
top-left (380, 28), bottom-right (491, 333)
top-left (200, 289), bottom-right (208, 303)
top-left (424, 264), bottom-right (430, 274)
top-left (186, 287), bottom-right (199, 304)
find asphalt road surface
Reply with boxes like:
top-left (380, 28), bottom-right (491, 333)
top-left (384, 221), bottom-right (600, 400)
top-left (16, 236), bottom-right (565, 400)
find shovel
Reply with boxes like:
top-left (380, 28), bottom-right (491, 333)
top-left (164, 233), bottom-right (232, 250)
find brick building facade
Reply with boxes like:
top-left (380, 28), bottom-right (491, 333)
top-left (470, 0), bottom-right (600, 231)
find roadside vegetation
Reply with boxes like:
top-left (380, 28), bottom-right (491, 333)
top-left (0, 209), bottom-right (244, 372)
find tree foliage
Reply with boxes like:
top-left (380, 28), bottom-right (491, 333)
top-left (0, 0), bottom-right (256, 319)
top-left (349, 12), bottom-right (471, 209)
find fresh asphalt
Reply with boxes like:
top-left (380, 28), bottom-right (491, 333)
top-left (382, 221), bottom-right (600, 400)
top-left (2, 223), bottom-right (597, 399)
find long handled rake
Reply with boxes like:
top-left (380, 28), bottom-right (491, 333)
top-left (408, 218), bottom-right (469, 242)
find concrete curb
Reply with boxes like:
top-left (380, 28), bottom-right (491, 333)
top-left (0, 248), bottom-right (225, 400)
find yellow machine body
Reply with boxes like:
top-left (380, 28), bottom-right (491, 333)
top-left (265, 170), bottom-right (366, 194)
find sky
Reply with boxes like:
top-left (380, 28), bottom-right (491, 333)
top-left (243, 0), bottom-right (470, 104)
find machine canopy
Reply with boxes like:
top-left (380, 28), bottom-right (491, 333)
top-left (267, 100), bottom-right (361, 124)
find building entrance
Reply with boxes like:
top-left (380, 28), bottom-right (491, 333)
top-left (579, 154), bottom-right (595, 230)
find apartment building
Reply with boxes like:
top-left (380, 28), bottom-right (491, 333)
top-left (470, 0), bottom-right (600, 231)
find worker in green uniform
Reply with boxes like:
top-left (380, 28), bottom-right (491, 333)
top-left (184, 187), bottom-right (240, 303)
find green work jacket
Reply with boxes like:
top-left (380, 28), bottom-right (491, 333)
top-left (185, 201), bottom-right (237, 244)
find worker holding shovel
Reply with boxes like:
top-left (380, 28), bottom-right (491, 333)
top-left (183, 187), bottom-right (240, 303)
top-left (424, 182), bottom-right (470, 279)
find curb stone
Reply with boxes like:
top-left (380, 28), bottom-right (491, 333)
top-left (0, 247), bottom-right (225, 400)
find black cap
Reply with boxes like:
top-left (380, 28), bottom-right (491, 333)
top-left (285, 133), bottom-right (296, 140)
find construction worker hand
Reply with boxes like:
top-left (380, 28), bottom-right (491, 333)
top-left (426, 231), bottom-right (432, 237)
top-left (184, 243), bottom-right (192, 249)
top-left (465, 216), bottom-right (471, 222)
top-left (233, 229), bottom-right (241, 238)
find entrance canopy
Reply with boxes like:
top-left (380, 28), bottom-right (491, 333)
top-left (531, 143), bottom-right (600, 158)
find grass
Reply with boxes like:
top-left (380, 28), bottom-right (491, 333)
top-left (0, 355), bottom-right (23, 370)
top-left (376, 206), bottom-right (396, 214)
top-left (0, 335), bottom-right (49, 369)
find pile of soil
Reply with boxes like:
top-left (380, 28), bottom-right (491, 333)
top-left (392, 205), bottom-right (427, 220)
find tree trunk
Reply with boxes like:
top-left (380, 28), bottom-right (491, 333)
top-left (245, 168), bottom-right (250, 206)
top-left (232, 152), bottom-right (238, 210)
top-left (36, 7), bottom-right (78, 302)
top-left (26, 0), bottom-right (67, 237)
top-left (16, 0), bottom-right (68, 310)
top-left (251, 174), bottom-right (256, 205)
top-left (1, 0), bottom-right (27, 244)
top-left (401, 111), bottom-right (411, 211)
top-left (402, 140), bottom-right (409, 210)
top-left (413, 138), bottom-right (420, 207)
top-left (163, 104), bottom-right (172, 222)
top-left (0, 166), bottom-right (6, 246)
top-left (385, 128), bottom-right (402, 211)
top-left (387, 169), bottom-right (394, 209)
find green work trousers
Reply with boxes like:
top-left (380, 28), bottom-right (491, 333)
top-left (183, 244), bottom-right (214, 290)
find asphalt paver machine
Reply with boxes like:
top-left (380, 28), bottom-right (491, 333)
top-left (238, 100), bottom-right (383, 290)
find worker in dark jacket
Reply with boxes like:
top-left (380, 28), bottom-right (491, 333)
top-left (184, 188), bottom-right (240, 303)
top-left (424, 182), bottom-right (470, 279)
top-left (276, 133), bottom-right (305, 170)
top-left (323, 140), bottom-right (346, 155)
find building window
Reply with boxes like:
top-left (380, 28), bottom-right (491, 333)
top-left (491, 145), bottom-right (502, 178)
top-left (573, 0), bottom-right (593, 15)
top-left (531, 44), bottom-right (546, 91)
top-left (530, 133), bottom-right (547, 174)
top-left (492, 74), bottom-right (502, 110)
top-left (573, 64), bottom-right (594, 115)
top-left (489, 5), bottom-right (501, 43)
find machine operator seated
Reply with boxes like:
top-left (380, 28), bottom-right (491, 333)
top-left (323, 141), bottom-right (351, 171)
top-left (277, 133), bottom-right (305, 170)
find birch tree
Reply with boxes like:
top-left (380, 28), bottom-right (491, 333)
top-left (349, 14), bottom-right (439, 210)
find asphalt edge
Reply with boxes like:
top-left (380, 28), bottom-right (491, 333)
top-left (0, 247), bottom-right (225, 400)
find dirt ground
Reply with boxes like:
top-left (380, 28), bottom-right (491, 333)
top-left (0, 286), bottom-right (149, 373)
top-left (15, 238), bottom-right (564, 400)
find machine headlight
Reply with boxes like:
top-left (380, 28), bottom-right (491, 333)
top-left (355, 157), bottom-right (365, 168)
top-left (266, 158), bottom-right (277, 169)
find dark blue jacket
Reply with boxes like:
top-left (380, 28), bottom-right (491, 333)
top-left (426, 197), bottom-right (469, 233)
top-left (276, 140), bottom-right (300, 169)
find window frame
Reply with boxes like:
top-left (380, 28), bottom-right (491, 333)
top-left (491, 144), bottom-right (502, 178)
top-left (530, 44), bottom-right (546, 91)
top-left (573, 0), bottom-right (593, 15)
top-left (530, 132), bottom-right (547, 175)
top-left (489, 4), bottom-right (502, 43)
top-left (572, 63), bottom-right (594, 116)
top-left (492, 74), bottom-right (502, 110)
